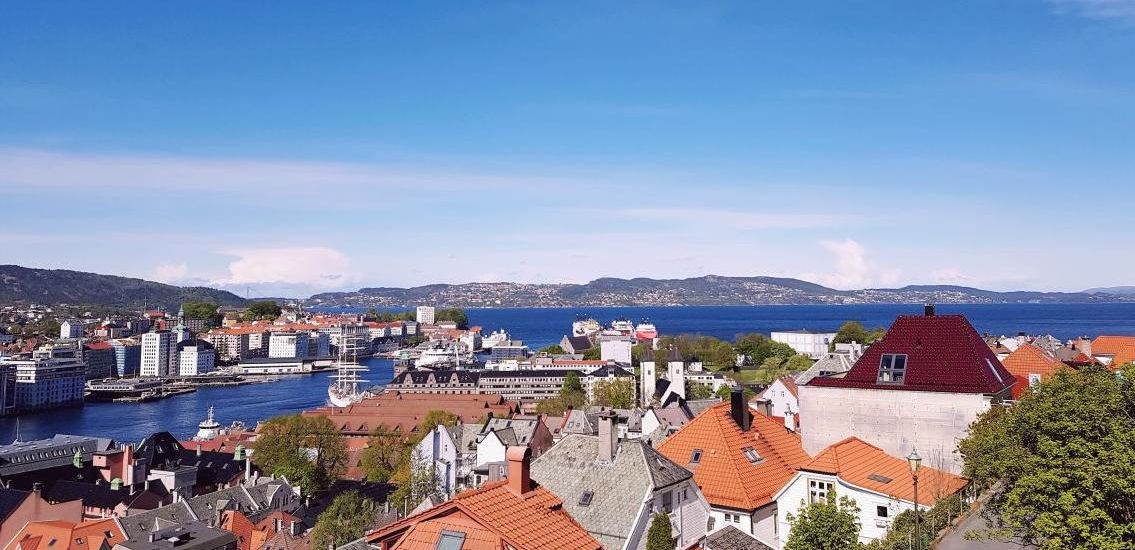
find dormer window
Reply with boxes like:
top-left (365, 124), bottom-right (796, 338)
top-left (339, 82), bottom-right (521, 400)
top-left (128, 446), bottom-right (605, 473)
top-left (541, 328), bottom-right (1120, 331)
top-left (877, 354), bottom-right (907, 384)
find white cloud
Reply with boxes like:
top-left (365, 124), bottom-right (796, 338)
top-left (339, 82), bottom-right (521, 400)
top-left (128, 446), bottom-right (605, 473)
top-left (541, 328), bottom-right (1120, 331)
top-left (151, 263), bottom-right (189, 284)
top-left (928, 267), bottom-right (976, 286)
top-left (1048, 0), bottom-right (1135, 22)
top-left (211, 247), bottom-right (361, 291)
top-left (799, 239), bottom-right (900, 290)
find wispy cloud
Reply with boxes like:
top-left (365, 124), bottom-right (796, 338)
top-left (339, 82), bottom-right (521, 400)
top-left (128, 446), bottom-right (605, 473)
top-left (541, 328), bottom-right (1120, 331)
top-left (210, 247), bottom-right (361, 291)
top-left (1048, 0), bottom-right (1135, 22)
top-left (798, 239), bottom-right (900, 290)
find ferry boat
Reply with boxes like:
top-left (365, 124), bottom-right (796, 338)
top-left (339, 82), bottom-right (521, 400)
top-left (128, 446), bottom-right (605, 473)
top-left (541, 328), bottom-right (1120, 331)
top-left (328, 329), bottom-right (374, 407)
top-left (611, 318), bottom-right (635, 335)
top-left (481, 329), bottom-right (510, 350)
top-left (572, 317), bottom-right (601, 337)
top-left (634, 321), bottom-right (658, 342)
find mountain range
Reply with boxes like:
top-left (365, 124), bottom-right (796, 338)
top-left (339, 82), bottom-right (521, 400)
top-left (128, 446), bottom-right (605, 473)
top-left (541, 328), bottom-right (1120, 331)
top-left (1, 265), bottom-right (1132, 309)
top-left (0, 265), bottom-right (247, 310)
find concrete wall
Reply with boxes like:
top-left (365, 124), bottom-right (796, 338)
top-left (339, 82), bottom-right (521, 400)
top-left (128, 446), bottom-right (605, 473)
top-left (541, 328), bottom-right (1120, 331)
top-left (799, 385), bottom-right (992, 474)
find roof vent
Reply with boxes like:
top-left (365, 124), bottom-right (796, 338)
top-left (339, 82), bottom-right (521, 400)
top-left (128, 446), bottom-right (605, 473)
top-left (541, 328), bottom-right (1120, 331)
top-left (867, 473), bottom-right (893, 484)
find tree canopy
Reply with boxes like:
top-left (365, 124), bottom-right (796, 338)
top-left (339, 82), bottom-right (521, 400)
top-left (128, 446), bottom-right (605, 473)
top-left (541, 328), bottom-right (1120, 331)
top-left (251, 414), bottom-right (346, 494)
top-left (734, 332), bottom-right (796, 366)
top-left (181, 301), bottom-right (220, 320)
top-left (784, 493), bottom-right (862, 550)
top-left (242, 300), bottom-right (281, 320)
top-left (310, 491), bottom-right (378, 550)
top-left (369, 307), bottom-right (469, 329)
top-left (593, 378), bottom-right (635, 408)
top-left (957, 364), bottom-right (1135, 549)
top-left (830, 321), bottom-right (886, 350)
top-left (645, 512), bottom-right (674, 550)
top-left (539, 344), bottom-right (566, 355)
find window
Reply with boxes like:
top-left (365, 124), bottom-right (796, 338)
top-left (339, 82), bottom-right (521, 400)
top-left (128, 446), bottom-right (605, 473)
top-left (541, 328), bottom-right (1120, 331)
top-left (876, 505), bottom-right (889, 518)
top-left (435, 530), bottom-right (466, 550)
top-left (742, 447), bottom-right (762, 464)
top-left (808, 479), bottom-right (834, 504)
top-left (689, 449), bottom-right (702, 464)
top-left (877, 354), bottom-right (907, 384)
top-left (661, 490), bottom-right (673, 513)
top-left (1028, 373), bottom-right (1041, 387)
top-left (579, 491), bottom-right (594, 506)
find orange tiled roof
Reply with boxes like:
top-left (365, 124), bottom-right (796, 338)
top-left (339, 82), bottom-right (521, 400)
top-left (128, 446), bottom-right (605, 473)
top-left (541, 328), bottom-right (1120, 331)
top-left (304, 392), bottom-right (517, 436)
top-left (1001, 344), bottom-right (1067, 400)
top-left (367, 480), bottom-right (600, 550)
top-left (6, 519), bottom-right (126, 550)
top-left (656, 402), bottom-right (810, 511)
top-left (801, 437), bottom-right (968, 506)
top-left (1092, 336), bottom-right (1135, 368)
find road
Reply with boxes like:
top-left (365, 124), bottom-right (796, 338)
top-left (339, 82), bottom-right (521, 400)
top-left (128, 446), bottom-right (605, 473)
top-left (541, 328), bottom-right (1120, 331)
top-left (936, 504), bottom-right (1032, 550)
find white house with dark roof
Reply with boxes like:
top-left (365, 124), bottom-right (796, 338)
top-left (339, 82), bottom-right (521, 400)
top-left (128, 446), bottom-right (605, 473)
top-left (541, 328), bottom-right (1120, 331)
top-left (531, 412), bottom-right (712, 550)
top-left (800, 306), bottom-right (1016, 474)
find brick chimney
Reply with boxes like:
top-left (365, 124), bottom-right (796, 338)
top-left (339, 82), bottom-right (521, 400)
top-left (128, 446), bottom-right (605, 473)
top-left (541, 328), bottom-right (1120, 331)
top-left (598, 410), bottom-right (618, 463)
top-left (730, 389), bottom-right (750, 432)
top-left (1074, 336), bottom-right (1093, 358)
top-left (505, 446), bottom-right (532, 496)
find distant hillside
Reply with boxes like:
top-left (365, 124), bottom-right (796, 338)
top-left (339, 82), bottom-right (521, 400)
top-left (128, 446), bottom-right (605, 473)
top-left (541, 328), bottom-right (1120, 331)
top-left (0, 265), bottom-right (247, 310)
top-left (1084, 286), bottom-right (1135, 296)
top-left (307, 276), bottom-right (1135, 308)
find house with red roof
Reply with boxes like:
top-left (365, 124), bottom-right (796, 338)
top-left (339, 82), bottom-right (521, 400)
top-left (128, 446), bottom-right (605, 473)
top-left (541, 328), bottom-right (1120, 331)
top-left (800, 306), bottom-right (1015, 474)
top-left (366, 447), bottom-right (601, 550)
top-left (755, 376), bottom-right (799, 419)
top-left (1090, 335), bottom-right (1135, 369)
top-left (4, 518), bottom-right (125, 550)
top-left (656, 390), bottom-right (810, 548)
top-left (772, 437), bottom-right (968, 545)
top-left (1001, 344), bottom-right (1067, 400)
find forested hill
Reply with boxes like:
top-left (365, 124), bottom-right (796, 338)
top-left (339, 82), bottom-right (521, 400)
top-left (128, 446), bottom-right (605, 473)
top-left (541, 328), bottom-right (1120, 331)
top-left (0, 265), bottom-right (247, 310)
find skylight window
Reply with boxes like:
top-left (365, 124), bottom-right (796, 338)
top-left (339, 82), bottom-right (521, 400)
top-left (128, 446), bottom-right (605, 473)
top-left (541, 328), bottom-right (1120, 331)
top-left (877, 354), bottom-right (907, 384)
top-left (689, 449), bottom-right (702, 464)
top-left (867, 473), bottom-right (893, 484)
top-left (742, 447), bottom-right (762, 463)
top-left (579, 490), bottom-right (594, 506)
top-left (435, 530), bottom-right (466, 550)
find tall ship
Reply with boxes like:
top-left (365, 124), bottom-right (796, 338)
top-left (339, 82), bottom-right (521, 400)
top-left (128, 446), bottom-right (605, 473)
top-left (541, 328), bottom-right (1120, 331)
top-left (328, 329), bottom-right (374, 408)
top-left (634, 320), bottom-right (658, 342)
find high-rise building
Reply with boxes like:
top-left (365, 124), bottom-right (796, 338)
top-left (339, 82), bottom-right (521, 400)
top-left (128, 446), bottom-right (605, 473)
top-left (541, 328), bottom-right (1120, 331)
top-left (82, 342), bottom-right (115, 380)
top-left (177, 339), bottom-right (216, 376)
top-left (110, 338), bottom-right (141, 377)
top-left (268, 332), bottom-right (310, 358)
top-left (4, 346), bottom-right (85, 412)
top-left (416, 306), bottom-right (436, 325)
top-left (140, 330), bottom-right (173, 377)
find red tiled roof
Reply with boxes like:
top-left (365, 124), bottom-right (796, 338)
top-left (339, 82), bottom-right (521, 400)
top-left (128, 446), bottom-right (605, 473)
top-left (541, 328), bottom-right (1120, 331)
top-left (367, 480), bottom-right (600, 550)
top-left (800, 437), bottom-right (968, 507)
top-left (1091, 336), bottom-right (1135, 368)
top-left (303, 392), bottom-right (517, 437)
top-left (6, 519), bottom-right (125, 550)
top-left (84, 341), bottom-right (112, 351)
top-left (657, 402), bottom-right (810, 511)
top-left (807, 314), bottom-right (1015, 394)
top-left (1001, 344), bottom-right (1067, 400)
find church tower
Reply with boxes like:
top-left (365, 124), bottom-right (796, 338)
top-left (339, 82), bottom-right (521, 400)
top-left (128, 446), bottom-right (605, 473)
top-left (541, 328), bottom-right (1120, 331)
top-left (640, 345), bottom-right (656, 407)
top-left (667, 345), bottom-right (686, 400)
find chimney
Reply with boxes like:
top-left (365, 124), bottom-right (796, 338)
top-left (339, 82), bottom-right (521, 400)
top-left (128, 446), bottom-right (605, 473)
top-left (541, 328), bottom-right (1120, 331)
top-left (924, 304), bottom-right (935, 317)
top-left (598, 411), bottom-right (618, 463)
top-left (753, 398), bottom-right (772, 418)
top-left (729, 389), bottom-right (750, 432)
top-left (784, 411), bottom-right (796, 433)
top-left (32, 482), bottom-right (42, 494)
top-left (505, 446), bottom-right (532, 496)
top-left (1075, 336), bottom-right (1092, 358)
top-left (149, 533), bottom-right (158, 543)
top-left (290, 520), bottom-right (300, 536)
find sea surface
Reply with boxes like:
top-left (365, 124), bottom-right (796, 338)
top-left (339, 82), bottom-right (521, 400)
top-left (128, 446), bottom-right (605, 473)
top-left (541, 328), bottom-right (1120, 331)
top-left (2, 303), bottom-right (1133, 444)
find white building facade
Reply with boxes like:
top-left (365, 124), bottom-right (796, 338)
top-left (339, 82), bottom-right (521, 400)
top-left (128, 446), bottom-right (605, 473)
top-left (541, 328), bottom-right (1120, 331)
top-left (771, 330), bottom-right (837, 359)
top-left (268, 332), bottom-right (310, 358)
top-left (140, 330), bottom-right (173, 377)
top-left (415, 306), bottom-right (435, 325)
top-left (177, 341), bottom-right (216, 376)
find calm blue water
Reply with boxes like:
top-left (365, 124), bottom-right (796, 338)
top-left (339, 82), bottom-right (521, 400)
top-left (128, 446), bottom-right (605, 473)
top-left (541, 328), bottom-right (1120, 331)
top-left (3, 303), bottom-right (1133, 444)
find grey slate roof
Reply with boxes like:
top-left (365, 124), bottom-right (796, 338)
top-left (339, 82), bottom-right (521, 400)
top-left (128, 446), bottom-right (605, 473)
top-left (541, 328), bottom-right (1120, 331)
top-left (530, 434), bottom-right (692, 550)
top-left (337, 538), bottom-right (379, 550)
top-left (478, 417), bottom-right (539, 446)
top-left (704, 525), bottom-right (774, 550)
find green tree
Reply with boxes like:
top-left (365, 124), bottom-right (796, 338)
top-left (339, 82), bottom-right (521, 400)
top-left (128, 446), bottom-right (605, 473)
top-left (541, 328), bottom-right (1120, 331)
top-left (417, 410), bottom-right (458, 440)
top-left (359, 427), bottom-right (405, 483)
top-left (389, 446), bottom-right (445, 512)
top-left (310, 491), bottom-right (378, 550)
top-left (645, 512), bottom-right (674, 550)
top-left (181, 301), bottom-right (220, 320)
top-left (251, 414), bottom-right (347, 494)
top-left (434, 308), bottom-right (469, 329)
top-left (785, 493), bottom-right (862, 550)
top-left (830, 321), bottom-right (886, 351)
top-left (582, 347), bottom-right (601, 360)
top-left (687, 382), bottom-right (715, 400)
top-left (535, 396), bottom-right (569, 416)
top-left (242, 300), bottom-right (281, 321)
top-left (593, 378), bottom-right (635, 408)
top-left (713, 385), bottom-right (734, 400)
top-left (539, 344), bottom-right (566, 355)
top-left (957, 364), bottom-right (1135, 549)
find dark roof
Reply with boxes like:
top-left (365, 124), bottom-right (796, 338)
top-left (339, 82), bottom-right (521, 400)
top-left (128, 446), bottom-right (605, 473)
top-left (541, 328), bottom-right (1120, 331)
top-left (807, 314), bottom-right (1015, 394)
top-left (565, 336), bottom-right (592, 352)
top-left (44, 479), bottom-right (131, 509)
top-left (0, 487), bottom-right (28, 522)
top-left (390, 370), bottom-right (481, 385)
top-left (704, 525), bottom-right (774, 550)
top-left (478, 369), bottom-right (585, 379)
top-left (588, 365), bottom-right (633, 378)
top-left (176, 338), bottom-right (215, 351)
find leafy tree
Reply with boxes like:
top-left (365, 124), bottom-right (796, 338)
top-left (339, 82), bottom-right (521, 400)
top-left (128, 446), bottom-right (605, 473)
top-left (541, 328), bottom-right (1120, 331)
top-left (539, 344), bottom-right (566, 355)
top-left (434, 308), bottom-right (469, 329)
top-left (242, 300), bottom-right (281, 321)
top-left (359, 427), bottom-right (406, 483)
top-left (713, 385), bottom-right (734, 400)
top-left (389, 446), bottom-right (444, 512)
top-left (364, 307), bottom-right (379, 321)
top-left (593, 378), bottom-right (635, 408)
top-left (417, 410), bottom-right (458, 440)
top-left (645, 512), bottom-right (674, 550)
top-left (310, 491), bottom-right (378, 550)
top-left (687, 382), bottom-right (715, 400)
top-left (181, 301), bottom-right (220, 320)
top-left (830, 321), bottom-right (886, 351)
top-left (785, 493), bottom-right (862, 550)
top-left (251, 414), bottom-right (347, 494)
top-left (582, 347), bottom-right (601, 360)
top-left (957, 364), bottom-right (1135, 549)
top-left (535, 396), bottom-right (569, 416)
top-left (734, 333), bottom-right (796, 367)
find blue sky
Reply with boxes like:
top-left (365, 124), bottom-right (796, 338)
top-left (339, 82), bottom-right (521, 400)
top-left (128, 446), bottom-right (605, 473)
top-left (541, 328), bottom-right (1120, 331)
top-left (2, 1), bottom-right (1134, 297)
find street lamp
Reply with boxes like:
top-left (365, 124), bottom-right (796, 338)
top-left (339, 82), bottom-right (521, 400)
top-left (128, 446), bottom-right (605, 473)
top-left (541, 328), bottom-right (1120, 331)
top-left (907, 449), bottom-right (922, 550)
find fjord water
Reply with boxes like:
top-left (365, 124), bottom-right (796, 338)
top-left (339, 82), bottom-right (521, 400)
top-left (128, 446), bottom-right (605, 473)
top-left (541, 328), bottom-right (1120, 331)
top-left (3, 303), bottom-right (1133, 444)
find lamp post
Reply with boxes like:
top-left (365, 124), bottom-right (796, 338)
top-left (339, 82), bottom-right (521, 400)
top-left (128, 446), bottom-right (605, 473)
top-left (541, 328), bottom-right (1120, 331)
top-left (907, 448), bottom-right (922, 550)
